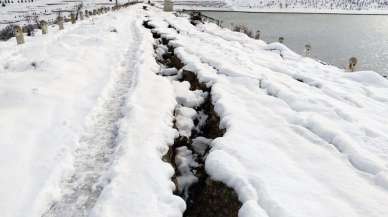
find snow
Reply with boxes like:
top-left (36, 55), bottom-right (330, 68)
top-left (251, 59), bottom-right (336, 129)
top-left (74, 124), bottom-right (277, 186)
top-left (1, 9), bottom-right (138, 217)
top-left (0, 0), bottom-right (130, 30)
top-left (175, 146), bottom-right (199, 199)
top-left (1, 3), bottom-right (388, 217)
top-left (191, 136), bottom-right (211, 155)
top-left (160, 67), bottom-right (178, 76)
top-left (90, 16), bottom-right (185, 216)
top-left (0, 5), bottom-right (184, 217)
top-left (172, 80), bottom-right (207, 108)
top-left (149, 9), bottom-right (388, 217)
top-left (343, 70), bottom-right (388, 87)
top-left (175, 105), bottom-right (197, 138)
top-left (172, 0), bottom-right (388, 14)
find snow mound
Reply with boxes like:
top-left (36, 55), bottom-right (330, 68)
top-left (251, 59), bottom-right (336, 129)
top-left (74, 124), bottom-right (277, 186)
top-left (343, 70), bottom-right (388, 87)
top-left (173, 80), bottom-right (208, 108)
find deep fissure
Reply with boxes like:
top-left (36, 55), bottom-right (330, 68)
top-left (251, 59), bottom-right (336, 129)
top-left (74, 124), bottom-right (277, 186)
top-left (143, 19), bottom-right (241, 217)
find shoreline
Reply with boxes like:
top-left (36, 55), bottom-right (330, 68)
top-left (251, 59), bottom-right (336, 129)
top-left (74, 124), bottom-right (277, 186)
top-left (176, 7), bottom-right (388, 15)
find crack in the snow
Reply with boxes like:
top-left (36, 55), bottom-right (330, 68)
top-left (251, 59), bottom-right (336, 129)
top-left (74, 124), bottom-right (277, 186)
top-left (144, 18), bottom-right (241, 217)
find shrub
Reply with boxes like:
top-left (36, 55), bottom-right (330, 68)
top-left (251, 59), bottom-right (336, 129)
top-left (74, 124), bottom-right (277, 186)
top-left (232, 24), bottom-right (253, 38)
top-left (0, 24), bottom-right (16, 41)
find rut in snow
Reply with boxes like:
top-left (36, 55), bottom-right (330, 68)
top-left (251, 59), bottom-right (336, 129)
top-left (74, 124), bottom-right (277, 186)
top-left (144, 19), bottom-right (241, 217)
top-left (42, 20), bottom-right (140, 217)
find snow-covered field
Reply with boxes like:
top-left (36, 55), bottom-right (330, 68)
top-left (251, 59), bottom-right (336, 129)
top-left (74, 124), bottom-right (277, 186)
top-left (0, 0), bottom-right (131, 30)
top-left (1, 3), bottom-right (388, 217)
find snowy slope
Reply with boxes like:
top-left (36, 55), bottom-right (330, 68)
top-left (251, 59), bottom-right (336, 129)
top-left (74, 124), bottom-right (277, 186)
top-left (0, 0), bottom-right (132, 30)
top-left (1, 4), bottom-right (388, 217)
top-left (0, 5), bottom-right (182, 217)
top-left (172, 0), bottom-right (388, 12)
top-left (147, 9), bottom-right (388, 217)
top-left (222, 0), bottom-right (388, 10)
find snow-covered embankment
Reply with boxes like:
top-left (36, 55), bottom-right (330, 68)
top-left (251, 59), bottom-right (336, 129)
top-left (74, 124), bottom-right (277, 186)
top-left (145, 8), bottom-right (388, 217)
top-left (1, 4), bottom-right (388, 217)
top-left (0, 5), bottom-right (183, 217)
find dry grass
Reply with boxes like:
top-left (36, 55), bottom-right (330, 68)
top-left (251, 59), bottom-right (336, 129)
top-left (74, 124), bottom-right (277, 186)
top-left (232, 24), bottom-right (253, 38)
top-left (0, 25), bottom-right (16, 41)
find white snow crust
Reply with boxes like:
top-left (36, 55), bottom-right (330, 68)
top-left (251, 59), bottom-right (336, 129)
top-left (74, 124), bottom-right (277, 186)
top-left (1, 4), bottom-right (388, 217)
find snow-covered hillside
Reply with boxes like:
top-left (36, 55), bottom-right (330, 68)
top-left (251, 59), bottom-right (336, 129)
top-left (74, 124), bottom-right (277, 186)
top-left (0, 0), bottom-right (132, 30)
top-left (223, 0), bottom-right (388, 10)
top-left (148, 9), bottom-right (388, 217)
top-left (1, 3), bottom-right (388, 217)
top-left (173, 0), bottom-right (388, 12)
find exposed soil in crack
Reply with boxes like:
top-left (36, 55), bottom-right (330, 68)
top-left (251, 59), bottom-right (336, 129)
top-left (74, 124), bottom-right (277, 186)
top-left (176, 70), bottom-right (237, 217)
top-left (143, 19), bottom-right (241, 217)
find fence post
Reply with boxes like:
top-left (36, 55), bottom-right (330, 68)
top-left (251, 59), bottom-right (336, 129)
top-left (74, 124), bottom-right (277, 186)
top-left (255, 30), bottom-right (261, 40)
top-left (348, 57), bottom-right (358, 72)
top-left (304, 44), bottom-right (311, 56)
top-left (70, 13), bottom-right (76, 24)
top-left (164, 0), bottom-right (173, 12)
top-left (15, 25), bottom-right (24, 45)
top-left (40, 20), bottom-right (48, 34)
top-left (57, 16), bottom-right (64, 30)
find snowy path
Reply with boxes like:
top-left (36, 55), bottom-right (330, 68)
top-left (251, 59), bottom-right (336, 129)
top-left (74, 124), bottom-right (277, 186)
top-left (0, 6), bottom-right (184, 217)
top-left (41, 17), bottom-right (140, 217)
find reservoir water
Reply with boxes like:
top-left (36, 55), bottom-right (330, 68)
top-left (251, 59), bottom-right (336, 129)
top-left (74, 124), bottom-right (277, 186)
top-left (202, 11), bottom-right (388, 76)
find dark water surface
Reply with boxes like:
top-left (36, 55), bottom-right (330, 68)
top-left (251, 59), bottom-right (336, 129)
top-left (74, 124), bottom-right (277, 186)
top-left (203, 11), bottom-right (388, 76)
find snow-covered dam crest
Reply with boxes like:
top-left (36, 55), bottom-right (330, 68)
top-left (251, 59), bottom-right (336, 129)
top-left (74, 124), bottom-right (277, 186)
top-left (0, 4), bottom-right (388, 217)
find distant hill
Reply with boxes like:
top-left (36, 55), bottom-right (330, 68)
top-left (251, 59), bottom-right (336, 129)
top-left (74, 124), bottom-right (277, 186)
top-left (225, 0), bottom-right (388, 10)
top-left (174, 0), bottom-right (388, 10)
